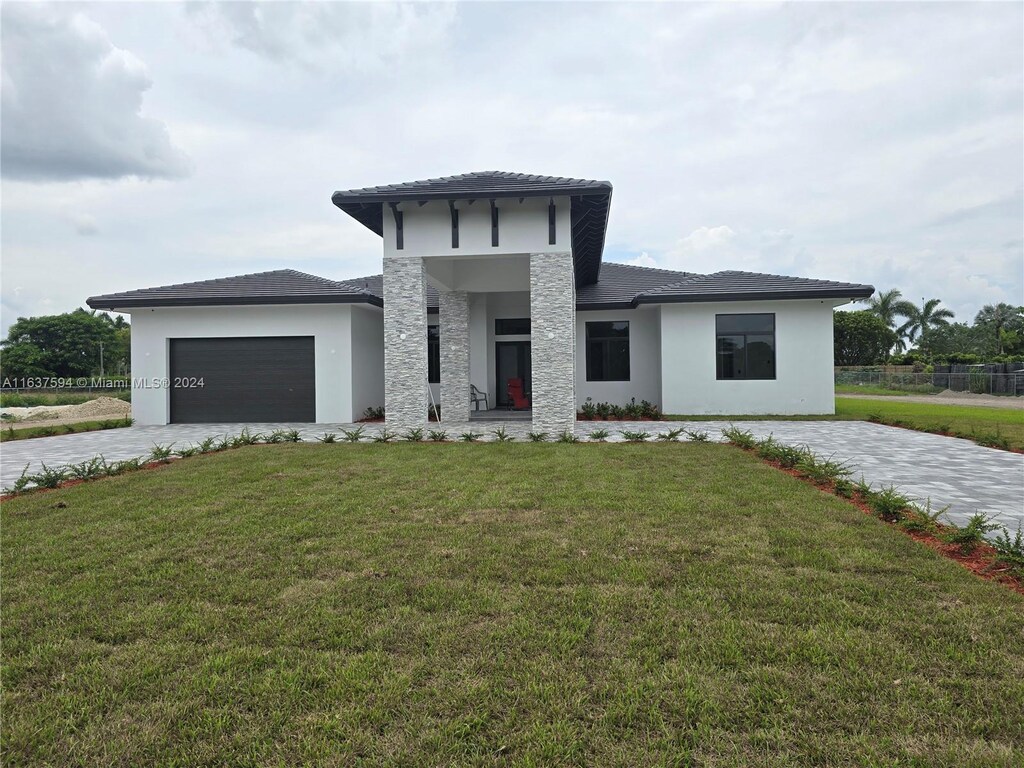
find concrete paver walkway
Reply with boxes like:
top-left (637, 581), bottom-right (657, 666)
top-left (2, 420), bottom-right (1020, 535)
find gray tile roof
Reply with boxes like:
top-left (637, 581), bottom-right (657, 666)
top-left (86, 269), bottom-right (381, 310)
top-left (87, 264), bottom-right (873, 311)
top-left (332, 171), bottom-right (612, 286)
top-left (636, 270), bottom-right (875, 304)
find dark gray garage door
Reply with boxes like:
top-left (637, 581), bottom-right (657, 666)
top-left (169, 337), bottom-right (315, 423)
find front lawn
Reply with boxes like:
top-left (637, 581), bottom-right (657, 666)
top-left (3, 444), bottom-right (1022, 766)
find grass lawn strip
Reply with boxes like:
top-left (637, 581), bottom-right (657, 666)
top-left (0, 417), bottom-right (133, 442)
top-left (3, 444), bottom-right (1023, 766)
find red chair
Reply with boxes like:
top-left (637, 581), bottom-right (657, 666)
top-left (507, 378), bottom-right (531, 410)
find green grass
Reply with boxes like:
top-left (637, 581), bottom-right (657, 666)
top-left (834, 384), bottom-right (912, 396)
top-left (0, 390), bottom-right (131, 407)
top-left (835, 398), bottom-right (1024, 451)
top-left (0, 417), bottom-right (133, 442)
top-left (3, 444), bottom-right (1023, 766)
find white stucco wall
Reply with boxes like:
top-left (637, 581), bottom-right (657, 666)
top-left (576, 307), bottom-right (662, 409)
top-left (128, 304), bottom-right (354, 424)
top-left (350, 305), bottom-right (384, 419)
top-left (383, 196), bottom-right (572, 260)
top-left (659, 299), bottom-right (839, 415)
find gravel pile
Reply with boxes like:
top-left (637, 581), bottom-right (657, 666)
top-left (1, 397), bottom-right (131, 423)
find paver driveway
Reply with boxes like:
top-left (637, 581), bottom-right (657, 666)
top-left (2, 420), bottom-right (1021, 534)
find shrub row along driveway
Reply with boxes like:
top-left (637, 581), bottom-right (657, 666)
top-left (2, 419), bottom-right (1021, 533)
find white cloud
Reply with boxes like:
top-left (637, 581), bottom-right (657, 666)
top-left (71, 213), bottom-right (99, 236)
top-left (0, 4), bottom-right (189, 181)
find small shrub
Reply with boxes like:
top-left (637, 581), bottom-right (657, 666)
top-left (3, 464), bottom-right (32, 495)
top-left (68, 457), bottom-right (104, 481)
top-left (112, 457), bottom-right (143, 475)
top-left (992, 526), bottom-right (1024, 576)
top-left (459, 431), bottom-right (482, 442)
top-left (149, 444), bottom-right (175, 464)
top-left (609, 404), bottom-right (625, 419)
top-left (656, 428), bottom-right (685, 442)
top-left (373, 429), bottom-right (397, 443)
top-left (428, 429), bottom-right (448, 442)
top-left (363, 406), bottom-right (385, 420)
top-left (37, 426), bottom-right (57, 437)
top-left (943, 514), bottom-right (1000, 553)
top-left (853, 476), bottom-right (873, 498)
top-left (317, 432), bottom-right (338, 443)
top-left (722, 426), bottom-right (756, 449)
top-left (685, 429), bottom-right (710, 442)
top-left (214, 436), bottom-right (233, 452)
top-left (795, 453), bottom-right (852, 485)
top-left (833, 478), bottom-right (855, 498)
top-left (492, 426), bottom-right (514, 442)
top-left (176, 445), bottom-right (200, 458)
top-left (580, 399), bottom-right (597, 420)
top-left (556, 430), bottom-right (579, 443)
top-left (264, 430), bottom-right (286, 444)
top-left (640, 400), bottom-right (661, 419)
top-left (867, 413), bottom-right (884, 424)
top-left (402, 427), bottom-right (424, 442)
top-left (232, 428), bottom-right (262, 447)
top-left (588, 428), bottom-right (610, 442)
top-left (624, 397), bottom-right (642, 420)
top-left (30, 463), bottom-right (68, 489)
top-left (341, 426), bottom-right (366, 443)
top-left (900, 499), bottom-right (948, 534)
top-left (869, 485), bottom-right (914, 522)
top-left (620, 430), bottom-right (650, 442)
top-left (197, 437), bottom-right (218, 453)
top-left (62, 424), bottom-right (77, 434)
top-left (282, 429), bottom-right (302, 443)
top-left (595, 402), bottom-right (612, 420)
top-left (527, 431), bottom-right (548, 442)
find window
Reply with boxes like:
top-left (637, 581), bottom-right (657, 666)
top-left (586, 321), bottom-right (630, 381)
top-left (495, 318), bottom-right (530, 336)
top-left (716, 314), bottom-right (775, 380)
top-left (428, 325), bottom-right (439, 384)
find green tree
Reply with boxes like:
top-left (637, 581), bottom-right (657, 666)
top-left (0, 309), bottom-right (128, 379)
top-left (834, 311), bottom-right (899, 365)
top-left (864, 288), bottom-right (916, 329)
top-left (974, 303), bottom-right (1023, 354)
top-left (898, 299), bottom-right (955, 353)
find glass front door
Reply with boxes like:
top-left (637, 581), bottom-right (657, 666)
top-left (495, 341), bottom-right (531, 407)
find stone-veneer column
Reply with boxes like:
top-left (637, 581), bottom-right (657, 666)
top-left (383, 256), bottom-right (427, 430)
top-left (530, 252), bottom-right (576, 434)
top-left (439, 290), bottom-right (471, 424)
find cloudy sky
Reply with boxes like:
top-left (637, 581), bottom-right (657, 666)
top-left (2, 1), bottom-right (1021, 332)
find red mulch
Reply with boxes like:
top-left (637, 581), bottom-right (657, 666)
top-left (752, 453), bottom-right (1024, 595)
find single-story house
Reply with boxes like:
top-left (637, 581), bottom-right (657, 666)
top-left (87, 171), bottom-right (874, 430)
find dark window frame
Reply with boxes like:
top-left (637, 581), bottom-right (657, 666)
top-left (715, 313), bottom-right (776, 381)
top-left (428, 325), bottom-right (440, 384)
top-left (585, 321), bottom-right (630, 382)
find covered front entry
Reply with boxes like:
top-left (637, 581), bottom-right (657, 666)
top-left (495, 341), bottom-right (531, 408)
top-left (169, 336), bottom-right (316, 423)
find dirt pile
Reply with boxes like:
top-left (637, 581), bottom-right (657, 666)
top-left (1, 397), bottom-right (131, 423)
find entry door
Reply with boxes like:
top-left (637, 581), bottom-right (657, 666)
top-left (495, 341), bottom-right (531, 407)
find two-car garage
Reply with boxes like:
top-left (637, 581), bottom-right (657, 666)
top-left (168, 337), bottom-right (316, 423)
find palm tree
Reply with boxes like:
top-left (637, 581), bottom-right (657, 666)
top-left (864, 289), bottom-right (916, 329)
top-left (974, 303), bottom-right (1022, 354)
top-left (898, 298), bottom-right (955, 352)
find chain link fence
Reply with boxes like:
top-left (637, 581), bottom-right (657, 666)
top-left (835, 364), bottom-right (1024, 397)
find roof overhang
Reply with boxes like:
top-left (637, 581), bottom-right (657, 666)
top-left (331, 173), bottom-right (612, 286)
